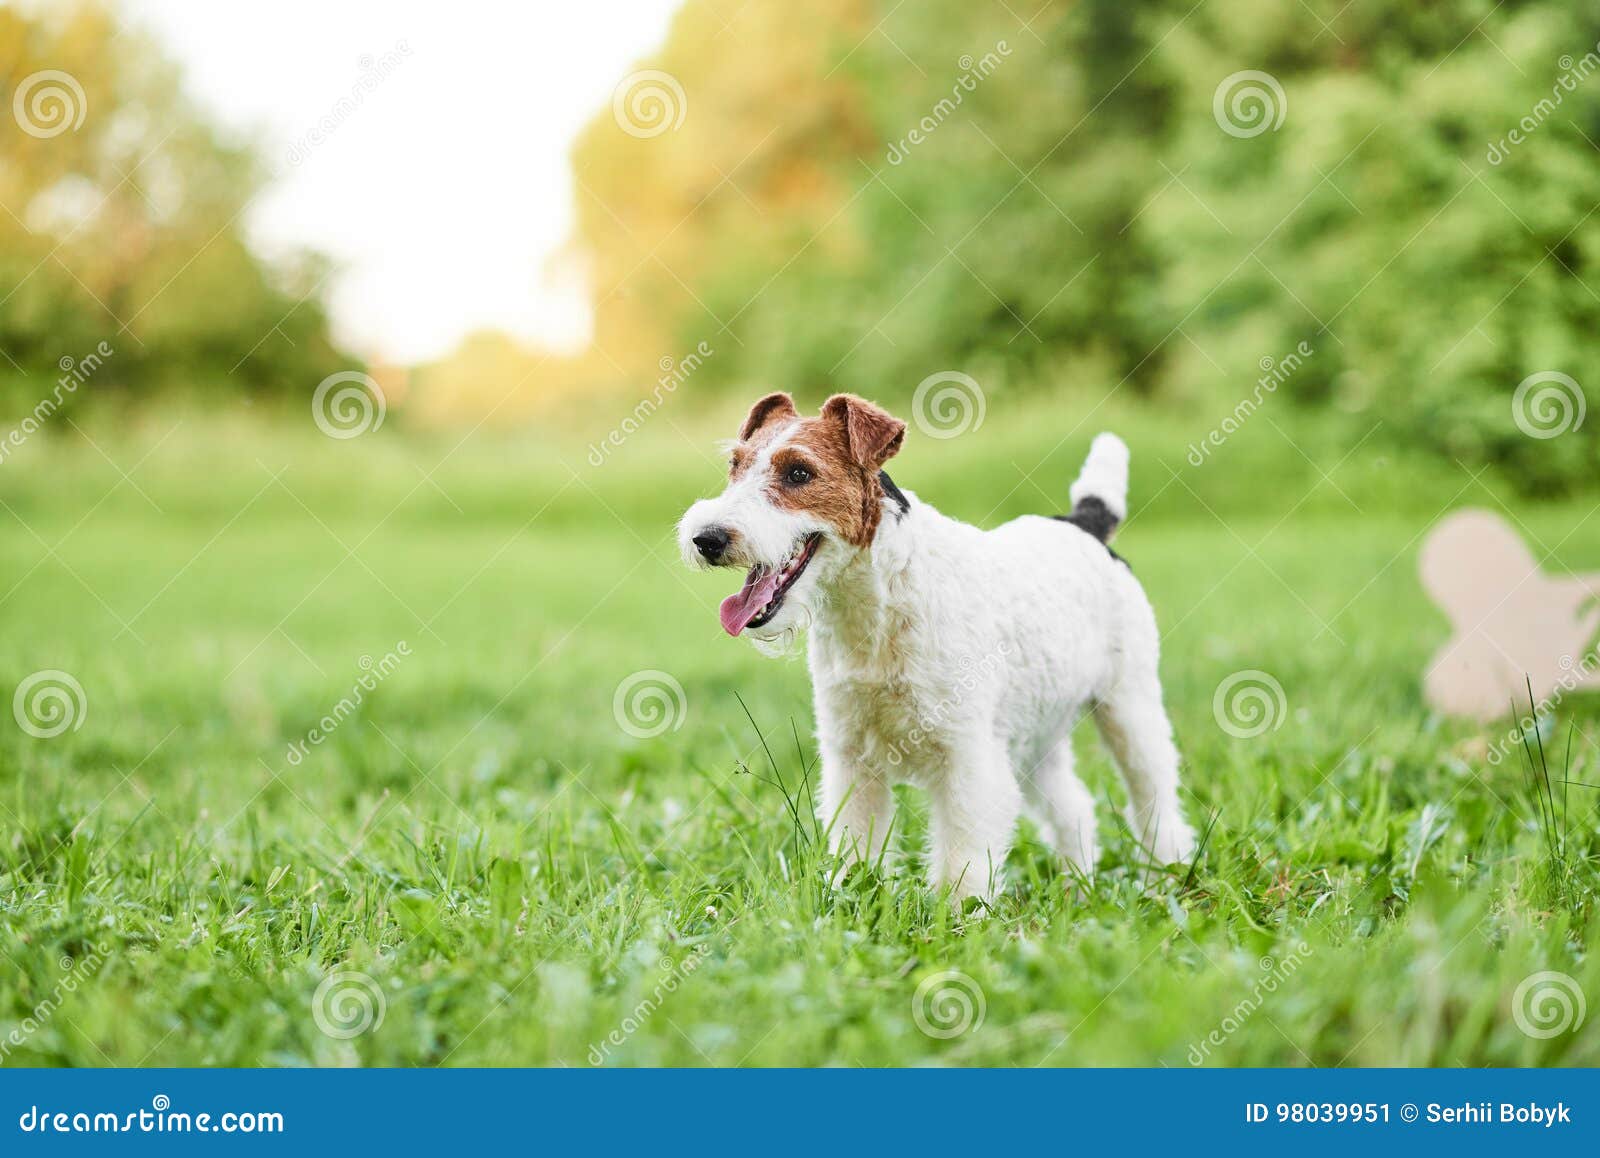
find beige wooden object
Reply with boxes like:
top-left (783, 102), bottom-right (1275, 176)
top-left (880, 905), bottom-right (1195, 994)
top-left (1420, 508), bottom-right (1600, 721)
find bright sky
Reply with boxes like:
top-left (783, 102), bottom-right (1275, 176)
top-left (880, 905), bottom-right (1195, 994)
top-left (117, 0), bottom-right (683, 364)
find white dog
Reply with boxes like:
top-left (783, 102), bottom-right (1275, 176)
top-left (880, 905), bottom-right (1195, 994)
top-left (679, 392), bottom-right (1195, 903)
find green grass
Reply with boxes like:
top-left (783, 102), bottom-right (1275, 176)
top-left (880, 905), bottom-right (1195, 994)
top-left (1, 398), bottom-right (1598, 1066)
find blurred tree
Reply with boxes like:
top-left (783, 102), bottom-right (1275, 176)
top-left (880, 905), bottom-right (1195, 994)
top-left (569, 0), bottom-right (876, 378)
top-left (570, 0), bottom-right (1600, 492)
top-left (0, 2), bottom-right (348, 415)
top-left (1147, 0), bottom-right (1600, 494)
top-left (408, 330), bottom-right (608, 427)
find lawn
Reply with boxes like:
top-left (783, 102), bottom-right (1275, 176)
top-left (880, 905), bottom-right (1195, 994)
top-left (1, 398), bottom-right (1597, 1066)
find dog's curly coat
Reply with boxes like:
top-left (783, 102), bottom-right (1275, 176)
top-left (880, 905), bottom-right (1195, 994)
top-left (680, 392), bottom-right (1195, 902)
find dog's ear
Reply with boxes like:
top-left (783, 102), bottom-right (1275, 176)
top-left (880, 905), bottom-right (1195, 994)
top-left (821, 394), bottom-right (905, 469)
top-left (738, 392), bottom-right (798, 441)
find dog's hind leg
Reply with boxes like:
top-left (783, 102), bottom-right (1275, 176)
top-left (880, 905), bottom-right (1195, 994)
top-left (928, 738), bottom-right (1022, 905)
top-left (1021, 739), bottom-right (1098, 881)
top-left (1092, 669), bottom-right (1195, 867)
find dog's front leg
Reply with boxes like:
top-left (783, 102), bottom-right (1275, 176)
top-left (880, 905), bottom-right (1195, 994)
top-left (818, 747), bottom-right (894, 869)
top-left (928, 739), bottom-right (1022, 906)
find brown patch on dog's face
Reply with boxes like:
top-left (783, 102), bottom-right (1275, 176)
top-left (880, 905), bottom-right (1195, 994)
top-left (727, 393), bottom-right (906, 548)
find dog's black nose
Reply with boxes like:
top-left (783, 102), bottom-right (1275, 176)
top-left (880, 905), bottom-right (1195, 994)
top-left (692, 527), bottom-right (730, 563)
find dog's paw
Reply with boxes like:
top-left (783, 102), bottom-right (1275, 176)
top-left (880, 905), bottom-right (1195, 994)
top-left (1148, 822), bottom-right (1196, 868)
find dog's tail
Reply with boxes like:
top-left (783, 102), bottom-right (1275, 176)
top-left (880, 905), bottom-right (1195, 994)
top-left (1067, 432), bottom-right (1129, 543)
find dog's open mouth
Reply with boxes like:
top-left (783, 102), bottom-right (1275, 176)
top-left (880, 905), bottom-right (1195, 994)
top-left (718, 533), bottom-right (822, 636)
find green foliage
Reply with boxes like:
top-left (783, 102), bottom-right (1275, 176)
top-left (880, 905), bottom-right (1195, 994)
top-left (0, 3), bottom-right (350, 417)
top-left (574, 0), bottom-right (1600, 491)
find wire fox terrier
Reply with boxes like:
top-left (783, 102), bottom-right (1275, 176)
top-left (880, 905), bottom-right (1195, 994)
top-left (679, 392), bottom-right (1196, 903)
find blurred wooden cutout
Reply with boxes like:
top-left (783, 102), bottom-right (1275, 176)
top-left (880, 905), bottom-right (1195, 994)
top-left (1420, 508), bottom-right (1600, 721)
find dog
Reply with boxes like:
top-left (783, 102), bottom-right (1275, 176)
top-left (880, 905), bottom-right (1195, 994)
top-left (679, 392), bottom-right (1195, 903)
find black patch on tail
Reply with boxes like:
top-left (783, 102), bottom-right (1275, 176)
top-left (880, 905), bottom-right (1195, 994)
top-left (1058, 495), bottom-right (1118, 542)
top-left (1053, 497), bottom-right (1128, 566)
top-left (878, 470), bottom-right (909, 518)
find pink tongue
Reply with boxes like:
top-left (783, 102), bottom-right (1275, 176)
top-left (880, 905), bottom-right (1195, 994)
top-left (719, 569), bottom-right (781, 636)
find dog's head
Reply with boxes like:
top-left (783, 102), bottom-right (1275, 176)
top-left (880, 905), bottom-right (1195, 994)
top-left (678, 392), bottom-right (906, 642)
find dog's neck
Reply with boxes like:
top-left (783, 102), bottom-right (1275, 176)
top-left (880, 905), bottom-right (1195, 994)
top-left (811, 480), bottom-right (921, 660)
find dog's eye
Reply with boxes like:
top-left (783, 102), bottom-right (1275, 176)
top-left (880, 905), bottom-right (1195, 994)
top-left (784, 464), bottom-right (813, 486)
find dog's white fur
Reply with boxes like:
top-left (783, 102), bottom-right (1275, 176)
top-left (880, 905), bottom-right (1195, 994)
top-left (680, 426), bottom-right (1195, 903)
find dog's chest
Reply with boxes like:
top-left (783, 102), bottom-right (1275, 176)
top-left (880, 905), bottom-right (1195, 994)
top-left (812, 631), bottom-right (970, 778)
top-left (824, 674), bottom-right (949, 776)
